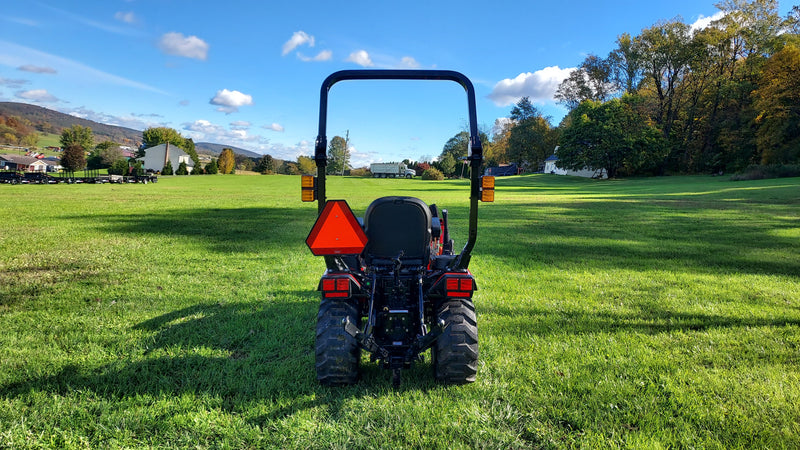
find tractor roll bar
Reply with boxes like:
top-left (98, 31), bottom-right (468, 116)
top-left (314, 69), bottom-right (483, 270)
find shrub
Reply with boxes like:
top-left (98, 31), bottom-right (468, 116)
top-left (349, 167), bottom-right (371, 177)
top-left (205, 159), bottom-right (218, 175)
top-left (175, 161), bottom-right (188, 175)
top-left (730, 164), bottom-right (800, 181)
top-left (161, 160), bottom-right (173, 175)
top-left (422, 168), bottom-right (444, 180)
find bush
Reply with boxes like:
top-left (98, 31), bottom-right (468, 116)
top-left (161, 161), bottom-right (173, 175)
top-left (175, 161), bottom-right (188, 175)
top-left (422, 168), bottom-right (444, 180)
top-left (349, 167), bottom-right (371, 177)
top-left (108, 159), bottom-right (129, 175)
top-left (730, 164), bottom-right (800, 181)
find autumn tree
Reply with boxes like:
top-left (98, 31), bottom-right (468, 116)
top-left (753, 44), bottom-right (800, 164)
top-left (217, 148), bottom-right (235, 174)
top-left (61, 144), bottom-right (87, 173)
top-left (297, 156), bottom-right (316, 175)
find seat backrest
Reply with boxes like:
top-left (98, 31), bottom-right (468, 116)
top-left (363, 196), bottom-right (432, 266)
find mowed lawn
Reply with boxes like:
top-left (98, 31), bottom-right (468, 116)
top-left (1, 174), bottom-right (798, 448)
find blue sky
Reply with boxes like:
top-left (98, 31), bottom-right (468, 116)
top-left (0, 1), bottom-right (794, 166)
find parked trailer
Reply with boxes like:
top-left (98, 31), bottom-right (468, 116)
top-left (370, 163), bottom-right (416, 178)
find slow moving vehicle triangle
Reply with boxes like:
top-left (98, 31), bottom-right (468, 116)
top-left (306, 200), bottom-right (368, 255)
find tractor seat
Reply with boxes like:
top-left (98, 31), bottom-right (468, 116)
top-left (363, 196), bottom-right (432, 267)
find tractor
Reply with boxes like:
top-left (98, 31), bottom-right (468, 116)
top-left (303, 70), bottom-right (495, 386)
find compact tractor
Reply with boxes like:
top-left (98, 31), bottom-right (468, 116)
top-left (303, 70), bottom-right (495, 386)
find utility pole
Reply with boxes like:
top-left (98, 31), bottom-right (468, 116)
top-left (342, 129), bottom-right (349, 176)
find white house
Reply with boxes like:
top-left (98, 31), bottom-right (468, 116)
top-left (0, 154), bottom-right (49, 172)
top-left (543, 147), bottom-right (607, 179)
top-left (138, 143), bottom-right (194, 173)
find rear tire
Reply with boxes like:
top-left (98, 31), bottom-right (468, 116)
top-left (405, 174), bottom-right (412, 179)
top-left (433, 298), bottom-right (478, 384)
top-left (315, 298), bottom-right (361, 386)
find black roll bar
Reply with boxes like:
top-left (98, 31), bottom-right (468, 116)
top-left (314, 69), bottom-right (482, 270)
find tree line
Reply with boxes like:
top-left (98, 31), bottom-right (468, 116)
top-left (442, 0), bottom-right (799, 178)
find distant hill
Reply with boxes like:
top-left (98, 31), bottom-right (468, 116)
top-left (0, 102), bottom-right (264, 158)
top-left (0, 102), bottom-right (141, 146)
top-left (195, 142), bottom-right (261, 159)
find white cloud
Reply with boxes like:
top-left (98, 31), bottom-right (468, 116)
top-left (298, 50), bottom-right (332, 62)
top-left (690, 11), bottom-right (727, 33)
top-left (488, 67), bottom-right (575, 106)
top-left (158, 32), bottom-right (209, 60)
top-left (346, 50), bottom-right (374, 67)
top-left (17, 64), bottom-right (56, 74)
top-left (114, 11), bottom-right (137, 24)
top-left (209, 89), bottom-right (253, 113)
top-left (230, 121), bottom-right (251, 129)
top-left (400, 56), bottom-right (420, 68)
top-left (282, 31), bottom-right (315, 56)
top-left (16, 89), bottom-right (59, 103)
top-left (262, 123), bottom-right (285, 132)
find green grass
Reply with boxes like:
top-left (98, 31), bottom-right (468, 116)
top-left (1, 174), bottom-right (798, 448)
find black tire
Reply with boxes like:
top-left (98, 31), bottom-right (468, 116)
top-left (315, 298), bottom-right (361, 385)
top-left (433, 298), bottom-right (478, 384)
top-left (405, 174), bottom-right (412, 179)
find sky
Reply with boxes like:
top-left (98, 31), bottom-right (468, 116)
top-left (0, 1), bottom-right (795, 167)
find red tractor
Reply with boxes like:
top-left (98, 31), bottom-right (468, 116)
top-left (303, 70), bottom-right (494, 386)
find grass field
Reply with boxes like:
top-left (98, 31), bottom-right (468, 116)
top-left (1, 174), bottom-right (798, 448)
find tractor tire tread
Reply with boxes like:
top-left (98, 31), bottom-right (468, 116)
top-left (433, 298), bottom-right (478, 384)
top-left (315, 298), bottom-right (360, 386)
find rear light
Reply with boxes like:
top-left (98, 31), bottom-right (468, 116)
top-left (320, 276), bottom-right (352, 298)
top-left (301, 175), bottom-right (316, 202)
top-left (480, 176), bottom-right (495, 202)
top-left (445, 275), bottom-right (474, 298)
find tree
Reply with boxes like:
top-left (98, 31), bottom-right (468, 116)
top-left (753, 44), bottom-right (800, 164)
top-left (437, 153), bottom-right (457, 176)
top-left (60, 143), bottom-right (86, 172)
top-left (255, 154), bottom-right (275, 174)
top-left (20, 133), bottom-right (39, 149)
top-left (108, 159), bottom-right (129, 175)
top-left (87, 141), bottom-right (124, 169)
top-left (558, 98), bottom-right (665, 178)
top-left (555, 54), bottom-right (615, 110)
top-left (162, 160), bottom-right (174, 175)
top-left (175, 161), bottom-right (188, 175)
top-left (217, 148), bottom-right (235, 174)
top-left (205, 159), bottom-right (219, 174)
top-left (297, 156), bottom-right (316, 175)
top-left (327, 135), bottom-right (349, 175)
top-left (60, 125), bottom-right (94, 151)
top-left (506, 97), bottom-right (556, 170)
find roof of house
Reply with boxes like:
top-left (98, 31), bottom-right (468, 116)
top-left (544, 154), bottom-right (559, 162)
top-left (0, 154), bottom-right (45, 165)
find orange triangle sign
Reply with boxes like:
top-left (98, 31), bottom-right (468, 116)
top-left (306, 200), bottom-right (368, 256)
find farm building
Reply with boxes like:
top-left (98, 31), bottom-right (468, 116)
top-left (0, 154), bottom-right (49, 172)
top-left (138, 143), bottom-right (194, 174)
top-left (543, 148), bottom-right (607, 179)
